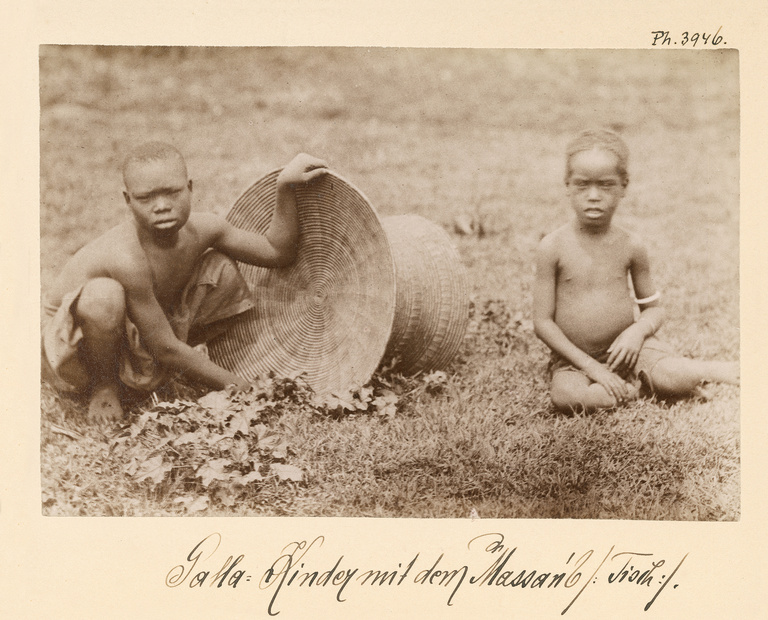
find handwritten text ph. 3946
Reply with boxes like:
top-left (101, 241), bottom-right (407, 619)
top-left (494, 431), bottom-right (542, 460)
top-left (651, 28), bottom-right (726, 47)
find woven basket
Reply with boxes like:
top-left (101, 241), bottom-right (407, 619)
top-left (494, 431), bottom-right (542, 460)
top-left (208, 169), bottom-right (396, 396)
top-left (382, 214), bottom-right (470, 374)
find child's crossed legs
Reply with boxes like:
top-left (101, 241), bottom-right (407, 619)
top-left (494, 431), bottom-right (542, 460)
top-left (549, 337), bottom-right (739, 412)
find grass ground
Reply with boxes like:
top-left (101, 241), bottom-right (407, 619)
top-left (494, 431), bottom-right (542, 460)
top-left (40, 47), bottom-right (740, 519)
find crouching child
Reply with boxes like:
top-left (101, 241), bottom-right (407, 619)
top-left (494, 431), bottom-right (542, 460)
top-left (42, 142), bottom-right (327, 423)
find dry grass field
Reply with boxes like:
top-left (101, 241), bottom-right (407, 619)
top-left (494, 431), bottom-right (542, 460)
top-left (40, 47), bottom-right (739, 519)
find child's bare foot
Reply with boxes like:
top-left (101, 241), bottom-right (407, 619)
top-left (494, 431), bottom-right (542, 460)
top-left (700, 360), bottom-right (740, 386)
top-left (625, 380), bottom-right (641, 403)
top-left (617, 379), bottom-right (641, 405)
top-left (693, 384), bottom-right (714, 401)
top-left (88, 383), bottom-right (123, 424)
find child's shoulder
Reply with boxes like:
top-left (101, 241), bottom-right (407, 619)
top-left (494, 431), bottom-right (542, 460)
top-left (88, 221), bottom-right (141, 259)
top-left (187, 210), bottom-right (225, 226)
top-left (190, 210), bottom-right (226, 221)
top-left (610, 225), bottom-right (649, 255)
top-left (62, 222), bottom-right (146, 281)
top-left (537, 223), bottom-right (572, 254)
top-left (186, 210), bottom-right (228, 235)
top-left (539, 222), bottom-right (572, 244)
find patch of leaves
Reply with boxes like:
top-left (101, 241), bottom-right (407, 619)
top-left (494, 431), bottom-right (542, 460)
top-left (310, 366), bottom-right (458, 419)
top-left (106, 371), bottom-right (445, 512)
top-left (43, 368), bottom-right (462, 515)
top-left (311, 374), bottom-right (402, 419)
top-left (109, 375), bottom-right (315, 512)
top-left (314, 386), bottom-right (399, 419)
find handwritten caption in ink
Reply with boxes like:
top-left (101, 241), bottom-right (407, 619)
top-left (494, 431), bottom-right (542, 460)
top-left (165, 532), bottom-right (687, 615)
top-left (651, 27), bottom-right (726, 47)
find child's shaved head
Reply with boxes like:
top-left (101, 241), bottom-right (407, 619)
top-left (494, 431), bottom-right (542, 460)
top-left (565, 128), bottom-right (629, 184)
top-left (122, 142), bottom-right (187, 185)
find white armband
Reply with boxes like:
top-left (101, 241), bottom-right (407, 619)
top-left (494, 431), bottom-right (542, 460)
top-left (634, 291), bottom-right (660, 305)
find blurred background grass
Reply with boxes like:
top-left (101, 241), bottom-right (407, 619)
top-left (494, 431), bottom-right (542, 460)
top-left (40, 47), bottom-right (739, 350)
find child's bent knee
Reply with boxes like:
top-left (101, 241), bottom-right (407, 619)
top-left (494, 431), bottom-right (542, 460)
top-left (550, 381), bottom-right (615, 412)
top-left (551, 380), bottom-right (617, 412)
top-left (77, 278), bottom-right (126, 330)
top-left (551, 387), bottom-right (578, 411)
top-left (550, 375), bottom-right (579, 411)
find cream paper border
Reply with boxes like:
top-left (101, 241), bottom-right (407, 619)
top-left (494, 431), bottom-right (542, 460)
top-left (2, 2), bottom-right (767, 618)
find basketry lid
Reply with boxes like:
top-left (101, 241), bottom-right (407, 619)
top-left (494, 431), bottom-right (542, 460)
top-left (208, 169), bottom-right (396, 396)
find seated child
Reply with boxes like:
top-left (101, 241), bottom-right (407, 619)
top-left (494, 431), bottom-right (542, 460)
top-left (42, 142), bottom-right (327, 424)
top-left (532, 128), bottom-right (738, 412)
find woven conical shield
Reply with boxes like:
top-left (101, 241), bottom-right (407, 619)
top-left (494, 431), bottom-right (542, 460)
top-left (382, 214), bottom-right (470, 374)
top-left (208, 169), bottom-right (396, 396)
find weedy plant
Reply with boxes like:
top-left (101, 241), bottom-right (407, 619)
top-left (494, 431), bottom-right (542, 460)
top-left (109, 376), bottom-right (311, 513)
top-left (42, 366), bottom-right (447, 515)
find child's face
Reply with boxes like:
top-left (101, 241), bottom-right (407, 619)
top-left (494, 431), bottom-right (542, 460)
top-left (565, 148), bottom-right (626, 230)
top-left (123, 155), bottom-right (193, 237)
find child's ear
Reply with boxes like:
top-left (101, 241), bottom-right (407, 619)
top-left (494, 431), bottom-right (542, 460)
top-left (619, 181), bottom-right (628, 198)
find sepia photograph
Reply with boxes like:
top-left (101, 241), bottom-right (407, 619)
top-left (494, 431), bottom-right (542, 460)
top-left (40, 46), bottom-right (739, 520)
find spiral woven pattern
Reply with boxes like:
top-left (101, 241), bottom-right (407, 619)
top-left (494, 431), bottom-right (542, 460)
top-left (383, 214), bottom-right (470, 374)
top-left (208, 169), bottom-right (396, 396)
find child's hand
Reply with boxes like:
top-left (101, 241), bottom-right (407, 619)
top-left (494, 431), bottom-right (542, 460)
top-left (585, 363), bottom-right (633, 404)
top-left (607, 324), bottom-right (646, 372)
top-left (277, 153), bottom-right (328, 187)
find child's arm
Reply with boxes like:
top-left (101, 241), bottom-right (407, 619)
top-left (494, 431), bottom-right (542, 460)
top-left (121, 266), bottom-right (251, 390)
top-left (211, 153), bottom-right (328, 267)
top-left (606, 236), bottom-right (665, 371)
top-left (533, 236), bottom-right (633, 402)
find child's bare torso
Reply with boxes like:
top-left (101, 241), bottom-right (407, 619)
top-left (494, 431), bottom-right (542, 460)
top-left (551, 223), bottom-right (636, 355)
top-left (48, 213), bottom-right (216, 315)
